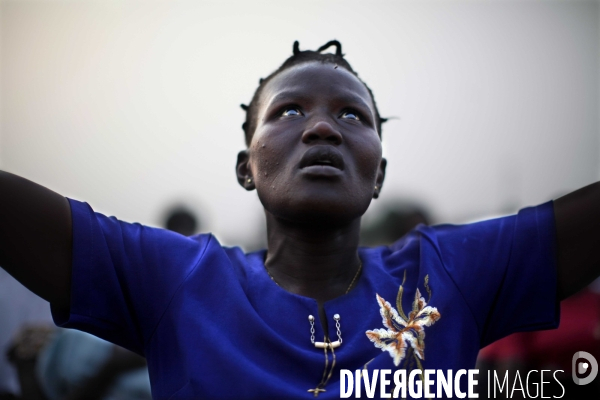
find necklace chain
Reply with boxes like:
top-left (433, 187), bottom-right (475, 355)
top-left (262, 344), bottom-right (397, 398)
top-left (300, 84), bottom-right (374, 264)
top-left (264, 260), bottom-right (363, 295)
top-left (344, 261), bottom-right (362, 295)
top-left (307, 314), bottom-right (342, 396)
top-left (263, 260), bottom-right (362, 398)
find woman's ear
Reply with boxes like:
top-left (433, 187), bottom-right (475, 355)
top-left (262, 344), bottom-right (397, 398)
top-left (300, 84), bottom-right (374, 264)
top-left (373, 158), bottom-right (387, 199)
top-left (236, 150), bottom-right (255, 191)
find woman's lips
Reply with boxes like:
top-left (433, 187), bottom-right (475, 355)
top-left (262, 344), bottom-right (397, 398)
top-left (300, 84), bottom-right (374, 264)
top-left (300, 164), bottom-right (344, 177)
top-left (299, 146), bottom-right (345, 170)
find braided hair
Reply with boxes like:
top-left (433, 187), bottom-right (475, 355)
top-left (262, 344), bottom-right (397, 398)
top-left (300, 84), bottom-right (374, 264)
top-left (240, 40), bottom-right (387, 146)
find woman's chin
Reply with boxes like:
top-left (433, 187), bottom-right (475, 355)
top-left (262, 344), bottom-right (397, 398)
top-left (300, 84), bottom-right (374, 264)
top-left (264, 196), bottom-right (372, 227)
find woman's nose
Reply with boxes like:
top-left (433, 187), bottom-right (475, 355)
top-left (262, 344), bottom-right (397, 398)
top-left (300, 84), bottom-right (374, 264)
top-left (301, 120), bottom-right (343, 145)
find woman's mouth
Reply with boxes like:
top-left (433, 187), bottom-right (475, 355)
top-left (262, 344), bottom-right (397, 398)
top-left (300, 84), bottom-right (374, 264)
top-left (299, 146), bottom-right (345, 171)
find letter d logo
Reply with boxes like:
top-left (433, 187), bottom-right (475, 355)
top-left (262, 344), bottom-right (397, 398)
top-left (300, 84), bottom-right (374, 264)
top-left (572, 351), bottom-right (598, 385)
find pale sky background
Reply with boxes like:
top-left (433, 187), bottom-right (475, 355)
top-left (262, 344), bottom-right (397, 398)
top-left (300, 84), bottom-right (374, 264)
top-left (1, 0), bottom-right (599, 248)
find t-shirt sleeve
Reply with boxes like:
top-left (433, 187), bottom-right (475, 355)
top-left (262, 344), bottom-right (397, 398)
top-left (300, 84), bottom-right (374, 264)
top-left (51, 199), bottom-right (212, 355)
top-left (426, 201), bottom-right (559, 348)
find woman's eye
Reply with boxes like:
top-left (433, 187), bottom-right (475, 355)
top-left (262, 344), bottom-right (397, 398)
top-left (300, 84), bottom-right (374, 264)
top-left (281, 108), bottom-right (302, 117)
top-left (341, 111), bottom-right (360, 121)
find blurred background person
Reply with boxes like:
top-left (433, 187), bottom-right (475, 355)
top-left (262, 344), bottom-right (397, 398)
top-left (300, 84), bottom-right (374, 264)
top-left (164, 206), bottom-right (199, 237)
top-left (34, 330), bottom-right (149, 400)
top-left (360, 201), bottom-right (430, 246)
top-left (0, 269), bottom-right (54, 399)
top-left (477, 279), bottom-right (600, 399)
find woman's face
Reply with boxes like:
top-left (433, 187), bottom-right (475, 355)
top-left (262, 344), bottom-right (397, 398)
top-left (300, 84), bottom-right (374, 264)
top-left (237, 62), bottom-right (386, 225)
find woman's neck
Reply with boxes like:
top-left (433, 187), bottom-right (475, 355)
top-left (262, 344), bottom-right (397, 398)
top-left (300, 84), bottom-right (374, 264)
top-left (263, 211), bottom-right (362, 304)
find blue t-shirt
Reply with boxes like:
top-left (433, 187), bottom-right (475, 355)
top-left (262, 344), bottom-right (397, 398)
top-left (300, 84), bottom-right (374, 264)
top-left (52, 199), bottom-right (558, 399)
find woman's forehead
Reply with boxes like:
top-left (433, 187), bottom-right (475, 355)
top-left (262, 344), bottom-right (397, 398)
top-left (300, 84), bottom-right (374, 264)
top-left (260, 62), bottom-right (375, 110)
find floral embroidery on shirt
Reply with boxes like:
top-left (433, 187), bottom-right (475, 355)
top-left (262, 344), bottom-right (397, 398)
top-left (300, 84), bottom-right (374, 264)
top-left (365, 273), bottom-right (441, 367)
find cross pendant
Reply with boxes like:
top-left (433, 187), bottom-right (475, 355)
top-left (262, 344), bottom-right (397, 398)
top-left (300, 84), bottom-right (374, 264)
top-left (308, 387), bottom-right (326, 397)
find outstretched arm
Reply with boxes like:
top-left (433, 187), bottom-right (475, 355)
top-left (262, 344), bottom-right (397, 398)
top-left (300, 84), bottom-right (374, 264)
top-left (554, 181), bottom-right (600, 300)
top-left (0, 170), bottom-right (72, 311)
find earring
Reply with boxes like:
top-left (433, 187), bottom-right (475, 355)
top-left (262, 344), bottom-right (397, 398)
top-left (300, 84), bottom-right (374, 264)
top-left (374, 186), bottom-right (378, 190)
top-left (247, 178), bottom-right (253, 183)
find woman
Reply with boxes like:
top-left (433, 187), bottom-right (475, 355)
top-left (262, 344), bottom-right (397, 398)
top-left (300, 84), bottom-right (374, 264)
top-left (0, 41), bottom-right (599, 399)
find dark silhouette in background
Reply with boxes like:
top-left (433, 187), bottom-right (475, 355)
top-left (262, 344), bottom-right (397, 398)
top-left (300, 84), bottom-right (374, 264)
top-left (360, 202), bottom-right (430, 246)
top-left (164, 207), bottom-right (199, 237)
